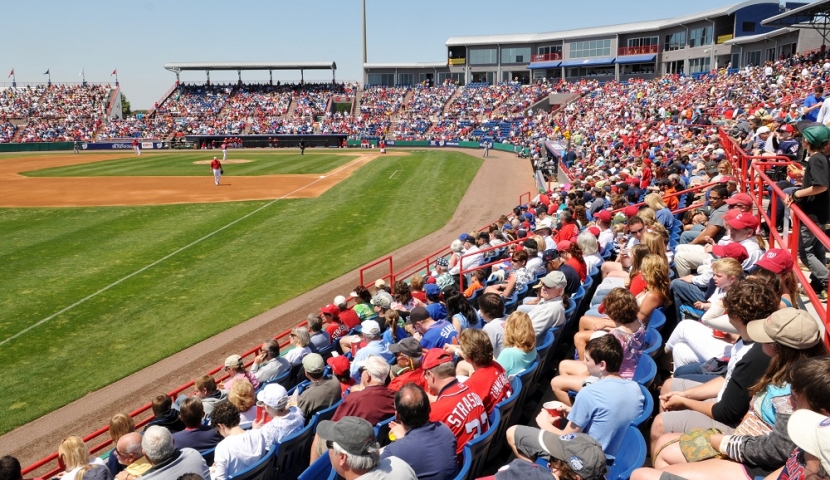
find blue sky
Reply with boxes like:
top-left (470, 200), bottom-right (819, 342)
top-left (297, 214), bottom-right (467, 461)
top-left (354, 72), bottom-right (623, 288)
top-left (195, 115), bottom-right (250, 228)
top-left (4, 0), bottom-right (754, 109)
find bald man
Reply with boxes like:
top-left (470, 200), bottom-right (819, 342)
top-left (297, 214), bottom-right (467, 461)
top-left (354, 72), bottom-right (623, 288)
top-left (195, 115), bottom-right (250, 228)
top-left (114, 432), bottom-right (152, 480)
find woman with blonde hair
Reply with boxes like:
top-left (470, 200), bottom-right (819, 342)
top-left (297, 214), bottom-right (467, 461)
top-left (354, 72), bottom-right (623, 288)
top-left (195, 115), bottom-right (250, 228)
top-left (637, 207), bottom-right (657, 227)
top-left (645, 193), bottom-right (674, 230)
top-left (228, 379), bottom-right (257, 428)
top-left (283, 326), bottom-right (312, 366)
top-left (409, 274), bottom-right (426, 303)
top-left (58, 436), bottom-right (104, 480)
top-left (641, 230), bottom-right (672, 264)
top-left (496, 311), bottom-right (537, 376)
top-left (106, 413), bottom-right (135, 476)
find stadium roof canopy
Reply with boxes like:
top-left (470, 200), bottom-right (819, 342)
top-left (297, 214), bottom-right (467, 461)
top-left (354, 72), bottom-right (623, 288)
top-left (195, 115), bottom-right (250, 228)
top-left (363, 62), bottom-right (448, 69)
top-left (761, 0), bottom-right (830, 42)
top-left (163, 62), bottom-right (337, 73)
top-left (446, 0), bottom-right (775, 46)
top-left (722, 27), bottom-right (796, 44)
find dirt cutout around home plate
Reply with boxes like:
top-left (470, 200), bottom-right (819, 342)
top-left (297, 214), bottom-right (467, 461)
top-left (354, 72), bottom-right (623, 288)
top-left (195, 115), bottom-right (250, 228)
top-left (0, 151), bottom-right (402, 207)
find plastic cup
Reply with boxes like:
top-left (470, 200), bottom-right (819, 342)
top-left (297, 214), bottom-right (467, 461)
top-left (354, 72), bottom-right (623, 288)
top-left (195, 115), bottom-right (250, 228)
top-left (712, 330), bottom-right (727, 339)
top-left (543, 401), bottom-right (567, 427)
top-left (350, 337), bottom-right (362, 356)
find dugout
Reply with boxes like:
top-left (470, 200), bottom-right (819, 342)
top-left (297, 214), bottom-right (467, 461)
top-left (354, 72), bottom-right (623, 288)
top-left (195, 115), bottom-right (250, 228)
top-left (186, 134), bottom-right (347, 149)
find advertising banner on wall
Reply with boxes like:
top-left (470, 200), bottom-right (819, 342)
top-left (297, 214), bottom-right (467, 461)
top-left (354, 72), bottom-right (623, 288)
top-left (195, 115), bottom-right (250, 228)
top-left (83, 141), bottom-right (164, 150)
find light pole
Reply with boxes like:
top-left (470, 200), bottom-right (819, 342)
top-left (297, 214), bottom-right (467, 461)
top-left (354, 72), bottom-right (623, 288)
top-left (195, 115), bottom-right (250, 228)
top-left (362, 0), bottom-right (367, 64)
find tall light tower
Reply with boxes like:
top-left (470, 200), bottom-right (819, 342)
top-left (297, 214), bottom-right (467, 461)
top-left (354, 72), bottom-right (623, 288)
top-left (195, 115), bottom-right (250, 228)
top-left (362, 0), bottom-right (367, 64)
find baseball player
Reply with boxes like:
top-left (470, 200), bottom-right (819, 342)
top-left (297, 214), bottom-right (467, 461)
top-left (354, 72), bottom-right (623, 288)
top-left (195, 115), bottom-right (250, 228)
top-left (210, 157), bottom-right (222, 186)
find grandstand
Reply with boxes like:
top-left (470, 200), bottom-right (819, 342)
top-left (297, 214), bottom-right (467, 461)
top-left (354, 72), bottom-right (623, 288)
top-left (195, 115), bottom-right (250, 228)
top-left (10, 1), bottom-right (830, 479)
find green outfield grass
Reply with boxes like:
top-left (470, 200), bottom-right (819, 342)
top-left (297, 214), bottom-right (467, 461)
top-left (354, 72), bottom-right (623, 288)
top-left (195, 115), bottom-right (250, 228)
top-left (0, 150), bottom-right (481, 434)
top-left (21, 152), bottom-right (354, 177)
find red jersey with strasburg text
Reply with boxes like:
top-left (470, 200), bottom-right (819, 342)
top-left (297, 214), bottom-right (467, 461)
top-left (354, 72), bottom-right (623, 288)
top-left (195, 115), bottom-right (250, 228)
top-left (430, 380), bottom-right (489, 454)
top-left (463, 362), bottom-right (510, 413)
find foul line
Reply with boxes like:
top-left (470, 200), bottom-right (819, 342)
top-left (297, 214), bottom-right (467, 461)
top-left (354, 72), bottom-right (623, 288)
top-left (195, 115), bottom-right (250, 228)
top-left (389, 170), bottom-right (399, 179)
top-left (0, 154), bottom-right (375, 347)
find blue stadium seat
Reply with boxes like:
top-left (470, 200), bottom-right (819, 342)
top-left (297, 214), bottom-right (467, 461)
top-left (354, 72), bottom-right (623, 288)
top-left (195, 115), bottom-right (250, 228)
top-left (228, 447), bottom-right (276, 480)
top-left (605, 426), bottom-right (647, 480)
top-left (535, 328), bottom-right (555, 375)
top-left (488, 377), bottom-right (522, 462)
top-left (515, 356), bottom-right (540, 411)
top-left (199, 447), bottom-right (215, 467)
top-left (648, 308), bottom-right (667, 331)
top-left (642, 328), bottom-right (662, 357)
top-left (312, 398), bottom-right (343, 424)
top-left (374, 416), bottom-right (395, 447)
top-left (454, 447), bottom-right (473, 480)
top-left (274, 418), bottom-right (317, 479)
top-left (632, 355), bottom-right (657, 387)
top-left (468, 408), bottom-right (500, 479)
top-left (630, 383), bottom-right (654, 427)
top-left (297, 453), bottom-right (333, 480)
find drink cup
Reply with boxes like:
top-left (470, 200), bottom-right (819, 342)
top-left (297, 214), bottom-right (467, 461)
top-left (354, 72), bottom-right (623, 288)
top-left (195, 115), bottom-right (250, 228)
top-left (712, 330), bottom-right (727, 339)
top-left (543, 401), bottom-right (567, 427)
top-left (351, 337), bottom-right (361, 356)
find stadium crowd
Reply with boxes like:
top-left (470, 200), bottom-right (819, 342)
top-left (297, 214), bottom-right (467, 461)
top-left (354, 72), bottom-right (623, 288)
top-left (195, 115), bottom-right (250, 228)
top-left (13, 49), bottom-right (830, 480)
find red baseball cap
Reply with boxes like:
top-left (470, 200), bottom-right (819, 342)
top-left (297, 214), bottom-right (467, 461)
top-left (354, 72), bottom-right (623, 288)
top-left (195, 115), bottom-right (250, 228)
top-left (557, 240), bottom-right (572, 251)
top-left (320, 304), bottom-right (339, 316)
top-left (588, 226), bottom-right (601, 237)
top-left (779, 124), bottom-right (794, 133)
top-left (711, 242), bottom-right (749, 263)
top-left (594, 210), bottom-right (612, 222)
top-left (326, 355), bottom-right (351, 376)
top-left (624, 205), bottom-right (640, 217)
top-left (755, 248), bottom-right (794, 274)
top-left (725, 212), bottom-right (759, 230)
top-left (725, 192), bottom-right (753, 207)
top-left (422, 348), bottom-right (453, 370)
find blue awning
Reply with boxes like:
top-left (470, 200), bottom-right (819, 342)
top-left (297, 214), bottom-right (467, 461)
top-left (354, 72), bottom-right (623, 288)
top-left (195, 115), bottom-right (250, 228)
top-left (527, 61), bottom-right (561, 70)
top-left (615, 54), bottom-right (656, 65)
top-left (560, 57), bottom-right (616, 67)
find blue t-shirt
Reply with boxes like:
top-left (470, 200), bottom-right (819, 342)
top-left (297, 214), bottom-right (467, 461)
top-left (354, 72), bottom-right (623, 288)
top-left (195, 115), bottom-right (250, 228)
top-left (656, 207), bottom-right (674, 230)
top-left (496, 347), bottom-right (537, 377)
top-left (567, 378), bottom-right (643, 455)
top-left (420, 320), bottom-right (458, 349)
top-left (380, 422), bottom-right (458, 480)
top-left (382, 326), bottom-right (409, 345)
top-left (804, 94), bottom-right (824, 122)
top-left (425, 302), bottom-right (447, 321)
top-left (452, 312), bottom-right (481, 331)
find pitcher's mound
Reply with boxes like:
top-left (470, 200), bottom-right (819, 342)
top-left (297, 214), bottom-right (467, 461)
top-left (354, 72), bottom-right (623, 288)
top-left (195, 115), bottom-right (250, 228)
top-left (193, 159), bottom-right (253, 165)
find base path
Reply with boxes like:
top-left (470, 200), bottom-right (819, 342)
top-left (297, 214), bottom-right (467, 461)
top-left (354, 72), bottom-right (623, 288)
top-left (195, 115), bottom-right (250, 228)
top-left (0, 151), bottom-right (400, 207)
top-left (0, 148), bottom-right (534, 469)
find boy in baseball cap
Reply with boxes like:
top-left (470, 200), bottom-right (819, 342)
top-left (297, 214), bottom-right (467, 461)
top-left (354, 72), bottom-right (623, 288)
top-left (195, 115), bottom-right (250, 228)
top-left (785, 409), bottom-right (830, 479)
top-left (500, 432), bottom-right (607, 480)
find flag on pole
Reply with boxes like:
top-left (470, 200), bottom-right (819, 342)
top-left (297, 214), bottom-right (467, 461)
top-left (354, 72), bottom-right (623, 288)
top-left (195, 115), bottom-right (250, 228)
top-left (43, 69), bottom-right (49, 75)
top-left (7, 69), bottom-right (12, 78)
top-left (111, 69), bottom-right (117, 76)
top-left (79, 69), bottom-right (84, 77)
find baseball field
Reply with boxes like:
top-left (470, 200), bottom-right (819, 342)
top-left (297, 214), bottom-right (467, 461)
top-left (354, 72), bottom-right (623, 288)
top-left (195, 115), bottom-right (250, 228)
top-left (0, 149), bottom-right (482, 434)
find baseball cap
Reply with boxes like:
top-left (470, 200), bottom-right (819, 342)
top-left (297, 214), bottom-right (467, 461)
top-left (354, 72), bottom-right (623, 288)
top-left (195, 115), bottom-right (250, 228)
top-left (256, 383), bottom-right (289, 409)
top-left (317, 416), bottom-right (377, 455)
top-left (333, 295), bottom-right (347, 307)
top-left (711, 242), bottom-right (749, 263)
top-left (541, 249), bottom-right (560, 263)
top-left (756, 126), bottom-right (771, 135)
top-left (302, 353), bottom-right (325, 375)
top-left (389, 337), bottom-right (423, 357)
top-left (594, 210), bottom-right (612, 222)
top-left (407, 306), bottom-right (430, 324)
top-left (556, 240), bottom-right (572, 252)
top-left (424, 283), bottom-right (441, 297)
top-left (374, 279), bottom-right (387, 290)
top-left (535, 217), bottom-right (553, 231)
top-left (779, 124), bottom-right (794, 133)
top-left (705, 160), bottom-right (719, 174)
top-left (354, 355), bottom-right (391, 381)
top-left (326, 355), bottom-right (351, 376)
top-left (534, 271), bottom-right (567, 290)
top-left (358, 320), bottom-right (381, 336)
top-left (623, 205), bottom-right (639, 217)
top-left (320, 304), bottom-right (339, 316)
top-left (224, 354), bottom-right (243, 369)
top-left (746, 308), bottom-right (822, 349)
top-left (725, 192), bottom-right (752, 206)
top-left (755, 248), bottom-right (794, 274)
top-left (421, 348), bottom-right (453, 370)
top-left (588, 226), bottom-right (601, 237)
top-left (459, 233), bottom-right (475, 243)
top-left (493, 459), bottom-right (558, 480)
top-left (370, 291), bottom-right (393, 309)
top-left (725, 212), bottom-right (759, 230)
top-left (540, 432), bottom-right (607, 480)
top-left (435, 257), bottom-right (449, 268)
top-left (787, 410), bottom-right (830, 473)
top-left (523, 239), bottom-right (539, 250)
top-left (803, 125), bottom-right (830, 145)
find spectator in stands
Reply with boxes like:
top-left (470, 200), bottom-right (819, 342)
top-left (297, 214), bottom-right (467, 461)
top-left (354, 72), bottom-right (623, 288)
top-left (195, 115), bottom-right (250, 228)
top-left (250, 339), bottom-right (290, 383)
top-left (171, 397), bottom-right (222, 451)
top-left (444, 328), bottom-right (510, 412)
top-left (517, 271), bottom-right (567, 340)
top-left (145, 394), bottom-right (185, 434)
top-left (406, 306), bottom-right (458, 350)
top-left (409, 275), bottom-right (427, 303)
top-left (381, 308), bottom-right (407, 345)
top-left (432, 257), bottom-right (457, 292)
top-left (308, 314), bottom-right (332, 351)
top-left (335, 295), bottom-right (361, 330)
top-left (283, 327), bottom-right (312, 366)
top-left (105, 413), bottom-right (135, 476)
top-left (751, 248), bottom-right (798, 307)
top-left (321, 304), bottom-right (349, 341)
top-left (112, 432), bottom-right (150, 480)
top-left (422, 348), bottom-right (489, 455)
top-left (645, 193), bottom-right (674, 231)
top-left (297, 353), bottom-right (342, 420)
top-left (542, 249), bottom-right (580, 296)
top-left (228, 379), bottom-right (257, 428)
top-left (510, 334), bottom-right (643, 456)
top-left (221, 354), bottom-right (260, 392)
top-left (327, 355), bottom-right (356, 394)
top-left (578, 229), bottom-right (604, 274)
top-left (480, 292), bottom-right (508, 357)
top-left (445, 288), bottom-right (480, 334)
top-left (449, 233), bottom-right (484, 276)
top-left (423, 284), bottom-right (447, 321)
top-left (650, 278), bottom-right (778, 452)
top-left (348, 320), bottom-right (393, 381)
top-left (192, 375), bottom-right (227, 418)
top-left (497, 311), bottom-right (538, 377)
top-left (140, 426), bottom-right (209, 480)
top-left (503, 433), bottom-right (607, 480)
top-left (209, 402), bottom-right (267, 480)
top-left (388, 337), bottom-right (427, 392)
top-left (787, 124), bottom-right (830, 300)
top-left (381, 384), bottom-right (459, 480)
top-left (0, 456), bottom-right (22, 480)
top-left (252, 383), bottom-right (304, 445)
top-left (677, 184), bottom-right (729, 246)
top-left (318, 416), bottom-right (417, 480)
top-left (56, 436), bottom-right (105, 480)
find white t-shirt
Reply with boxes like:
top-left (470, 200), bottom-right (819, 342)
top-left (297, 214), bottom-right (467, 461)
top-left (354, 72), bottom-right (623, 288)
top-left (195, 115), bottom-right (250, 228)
top-left (528, 297), bottom-right (565, 334)
top-left (213, 431), bottom-right (267, 480)
top-left (717, 339), bottom-right (752, 402)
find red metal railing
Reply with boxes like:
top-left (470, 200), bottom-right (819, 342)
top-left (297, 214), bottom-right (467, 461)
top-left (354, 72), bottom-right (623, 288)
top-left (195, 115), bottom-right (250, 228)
top-left (456, 237), bottom-right (527, 286)
top-left (519, 191), bottom-right (532, 205)
top-left (358, 255), bottom-right (393, 291)
top-left (617, 45), bottom-right (660, 56)
top-left (609, 182), bottom-right (717, 215)
top-left (530, 52), bottom-right (563, 63)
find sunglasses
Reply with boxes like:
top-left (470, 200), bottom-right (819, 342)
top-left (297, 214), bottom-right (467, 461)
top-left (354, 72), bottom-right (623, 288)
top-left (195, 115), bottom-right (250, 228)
top-left (326, 440), bottom-right (335, 450)
top-left (629, 227), bottom-right (644, 234)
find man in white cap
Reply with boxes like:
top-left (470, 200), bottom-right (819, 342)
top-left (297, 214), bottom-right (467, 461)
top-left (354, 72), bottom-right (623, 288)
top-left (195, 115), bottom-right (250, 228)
top-left (335, 294), bottom-right (360, 330)
top-left (349, 320), bottom-right (393, 381)
top-left (252, 383), bottom-right (304, 445)
top-left (517, 271), bottom-right (567, 343)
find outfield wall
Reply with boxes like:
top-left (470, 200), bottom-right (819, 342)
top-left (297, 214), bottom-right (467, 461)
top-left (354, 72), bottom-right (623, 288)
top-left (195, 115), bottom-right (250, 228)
top-left (0, 142), bottom-right (74, 153)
